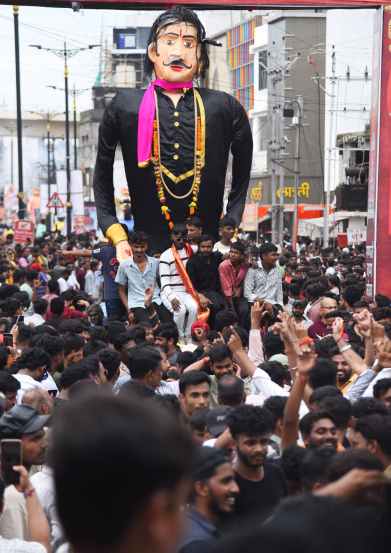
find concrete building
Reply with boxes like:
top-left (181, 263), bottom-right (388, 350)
top-left (247, 11), bottom-right (326, 233)
top-left (78, 26), bottom-right (150, 202)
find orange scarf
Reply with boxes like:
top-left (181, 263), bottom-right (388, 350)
top-left (171, 244), bottom-right (209, 322)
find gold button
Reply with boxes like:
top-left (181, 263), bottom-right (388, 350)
top-left (174, 111), bottom-right (179, 117)
top-left (174, 121), bottom-right (180, 127)
top-left (174, 143), bottom-right (180, 149)
top-left (173, 154), bottom-right (179, 160)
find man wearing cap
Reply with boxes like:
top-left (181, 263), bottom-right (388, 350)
top-left (178, 447), bottom-right (238, 553)
top-left (0, 405), bottom-right (49, 540)
top-left (93, 6), bottom-right (252, 259)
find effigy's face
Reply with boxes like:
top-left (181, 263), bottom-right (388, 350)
top-left (148, 22), bottom-right (200, 82)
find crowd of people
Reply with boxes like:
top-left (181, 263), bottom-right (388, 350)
top-left (0, 215), bottom-right (389, 553)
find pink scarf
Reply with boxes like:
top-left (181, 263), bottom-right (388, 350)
top-left (137, 79), bottom-right (193, 167)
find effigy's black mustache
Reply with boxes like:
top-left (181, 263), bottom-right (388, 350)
top-left (163, 59), bottom-right (192, 69)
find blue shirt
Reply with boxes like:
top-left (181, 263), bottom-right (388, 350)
top-left (178, 509), bottom-right (218, 553)
top-left (92, 245), bottom-right (119, 300)
top-left (115, 255), bottom-right (161, 308)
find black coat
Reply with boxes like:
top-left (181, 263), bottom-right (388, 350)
top-left (93, 87), bottom-right (253, 250)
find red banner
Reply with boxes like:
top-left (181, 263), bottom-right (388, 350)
top-left (2, 0), bottom-right (391, 7)
top-left (366, 7), bottom-right (391, 297)
top-left (13, 220), bottom-right (35, 244)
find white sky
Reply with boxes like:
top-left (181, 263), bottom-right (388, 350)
top-left (0, 5), bottom-right (253, 113)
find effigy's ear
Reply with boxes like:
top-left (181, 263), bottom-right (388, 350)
top-left (148, 42), bottom-right (159, 64)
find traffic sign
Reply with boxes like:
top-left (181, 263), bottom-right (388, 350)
top-left (47, 192), bottom-right (64, 209)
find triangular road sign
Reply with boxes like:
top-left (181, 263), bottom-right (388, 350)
top-left (47, 192), bottom-right (65, 209)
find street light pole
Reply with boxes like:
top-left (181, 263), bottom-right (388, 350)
top-left (63, 42), bottom-right (72, 237)
top-left (13, 5), bottom-right (24, 220)
top-left (46, 123), bottom-right (51, 232)
top-left (73, 85), bottom-right (78, 170)
top-left (29, 42), bottom-right (100, 238)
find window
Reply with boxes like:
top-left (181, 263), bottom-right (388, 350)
top-left (258, 50), bottom-right (268, 91)
top-left (124, 34), bottom-right (136, 48)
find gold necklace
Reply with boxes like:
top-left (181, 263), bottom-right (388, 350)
top-left (152, 89), bottom-right (205, 229)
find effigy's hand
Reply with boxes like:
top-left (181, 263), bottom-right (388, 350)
top-left (116, 241), bottom-right (132, 262)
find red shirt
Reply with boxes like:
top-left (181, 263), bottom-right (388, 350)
top-left (218, 259), bottom-right (248, 298)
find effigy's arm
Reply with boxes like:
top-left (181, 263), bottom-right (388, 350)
top-left (227, 98), bottom-right (253, 226)
top-left (93, 96), bottom-right (128, 245)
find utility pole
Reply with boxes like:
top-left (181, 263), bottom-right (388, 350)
top-left (13, 5), bottom-right (24, 220)
top-left (323, 45), bottom-right (336, 248)
top-left (47, 123), bottom-right (51, 232)
top-left (30, 42), bottom-right (100, 237)
top-left (292, 96), bottom-right (303, 251)
top-left (64, 42), bottom-right (72, 237)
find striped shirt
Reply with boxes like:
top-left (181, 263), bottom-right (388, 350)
top-left (159, 247), bottom-right (189, 301)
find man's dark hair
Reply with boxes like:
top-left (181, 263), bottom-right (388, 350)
top-left (177, 351), bottom-right (195, 370)
top-left (280, 445), bottom-right (307, 493)
top-left (186, 216), bottom-right (203, 229)
top-left (16, 347), bottom-right (51, 373)
top-left (83, 340), bottom-right (107, 357)
top-left (264, 396), bottom-right (288, 426)
top-left (31, 334), bottom-right (64, 357)
top-left (326, 448), bottom-right (384, 484)
top-left (59, 365), bottom-right (88, 391)
top-left (32, 298), bottom-right (48, 316)
top-left (154, 322), bottom-right (179, 344)
top-left (355, 414), bottom-right (391, 456)
top-left (342, 285), bottom-right (363, 308)
top-left (309, 386), bottom-right (342, 406)
top-left (299, 410), bottom-right (336, 439)
top-left (261, 361), bottom-right (290, 388)
top-left (214, 310), bottom-right (238, 332)
top-left (98, 349), bottom-right (121, 382)
top-left (259, 243), bottom-right (278, 257)
top-left (316, 395), bottom-right (352, 430)
top-left (230, 240), bottom-right (246, 255)
top-left (49, 391), bottom-right (194, 550)
top-left (198, 234), bottom-right (214, 245)
top-left (351, 397), bottom-right (388, 419)
top-left (192, 446), bottom-right (229, 482)
top-left (300, 447), bottom-right (336, 492)
top-left (50, 297), bottom-right (65, 317)
top-left (189, 408), bottom-right (209, 433)
top-left (63, 334), bottom-right (85, 357)
top-left (308, 358), bottom-right (337, 389)
top-left (263, 332), bottom-right (285, 358)
top-left (0, 372), bottom-right (20, 395)
top-left (0, 347), bottom-right (10, 371)
top-left (227, 405), bottom-right (274, 439)
top-left (125, 345), bottom-right (162, 380)
top-left (209, 344), bottom-right (232, 364)
top-left (48, 279), bottom-right (60, 295)
top-left (314, 336), bottom-right (339, 359)
top-left (129, 231), bottom-right (149, 245)
top-left (217, 374), bottom-right (244, 407)
top-left (179, 371), bottom-right (210, 395)
top-left (106, 321), bottom-right (127, 344)
top-left (144, 7), bottom-right (210, 78)
top-left (373, 378), bottom-right (391, 400)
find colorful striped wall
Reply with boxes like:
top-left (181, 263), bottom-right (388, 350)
top-left (227, 16), bottom-right (261, 112)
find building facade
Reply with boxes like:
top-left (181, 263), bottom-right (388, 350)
top-left (249, 11), bottom-right (326, 219)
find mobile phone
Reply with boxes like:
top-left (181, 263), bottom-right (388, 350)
top-left (1, 439), bottom-right (22, 486)
top-left (16, 315), bottom-right (24, 325)
top-left (3, 333), bottom-right (13, 347)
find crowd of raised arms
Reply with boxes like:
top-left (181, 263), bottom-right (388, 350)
top-left (0, 214), bottom-right (389, 553)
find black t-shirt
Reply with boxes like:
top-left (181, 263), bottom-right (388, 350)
top-left (234, 461), bottom-right (287, 524)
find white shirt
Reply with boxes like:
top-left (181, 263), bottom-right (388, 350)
top-left (57, 277), bottom-right (69, 294)
top-left (0, 485), bottom-right (28, 540)
top-left (39, 373), bottom-right (59, 397)
top-left (0, 537), bottom-right (45, 552)
top-left (31, 466), bottom-right (64, 550)
top-left (24, 314), bottom-right (45, 328)
top-left (12, 374), bottom-right (44, 404)
top-left (213, 241), bottom-right (231, 256)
